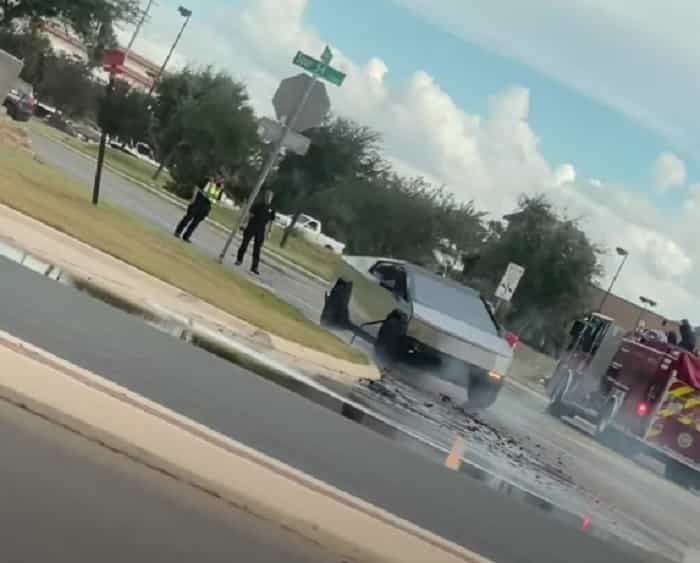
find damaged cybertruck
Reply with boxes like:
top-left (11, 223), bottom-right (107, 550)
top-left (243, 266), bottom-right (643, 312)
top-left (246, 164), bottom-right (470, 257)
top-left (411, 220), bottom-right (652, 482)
top-left (321, 256), bottom-right (514, 410)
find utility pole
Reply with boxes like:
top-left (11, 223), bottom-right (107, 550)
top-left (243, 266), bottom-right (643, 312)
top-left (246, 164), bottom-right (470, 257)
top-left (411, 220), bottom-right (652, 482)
top-left (146, 6), bottom-right (192, 98)
top-left (217, 45), bottom-right (345, 263)
top-left (598, 247), bottom-right (629, 313)
top-left (93, 51), bottom-right (125, 205)
top-left (216, 77), bottom-right (317, 263)
top-left (124, 0), bottom-right (155, 60)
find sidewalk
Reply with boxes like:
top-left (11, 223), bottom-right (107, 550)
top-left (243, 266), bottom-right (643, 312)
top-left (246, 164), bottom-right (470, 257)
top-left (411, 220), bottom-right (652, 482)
top-left (0, 204), bottom-right (380, 386)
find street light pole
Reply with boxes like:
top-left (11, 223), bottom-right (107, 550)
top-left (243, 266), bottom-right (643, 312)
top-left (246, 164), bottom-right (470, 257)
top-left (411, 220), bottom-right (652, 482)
top-left (124, 0), bottom-right (155, 61)
top-left (598, 247), bottom-right (629, 313)
top-left (146, 6), bottom-right (192, 98)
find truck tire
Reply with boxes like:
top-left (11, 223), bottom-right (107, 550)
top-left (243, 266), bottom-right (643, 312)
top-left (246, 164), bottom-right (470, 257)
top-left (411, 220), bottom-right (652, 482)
top-left (466, 376), bottom-right (501, 411)
top-left (375, 314), bottom-right (407, 362)
top-left (547, 371), bottom-right (571, 418)
top-left (594, 399), bottom-right (617, 444)
top-left (665, 460), bottom-right (700, 490)
top-left (320, 280), bottom-right (351, 327)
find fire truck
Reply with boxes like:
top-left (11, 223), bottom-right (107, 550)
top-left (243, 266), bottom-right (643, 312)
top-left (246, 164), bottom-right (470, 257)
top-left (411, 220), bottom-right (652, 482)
top-left (546, 313), bottom-right (700, 489)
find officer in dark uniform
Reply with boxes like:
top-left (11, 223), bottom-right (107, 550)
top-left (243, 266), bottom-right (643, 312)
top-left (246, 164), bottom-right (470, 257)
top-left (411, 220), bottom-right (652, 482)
top-left (236, 190), bottom-right (276, 275)
top-left (174, 176), bottom-right (224, 242)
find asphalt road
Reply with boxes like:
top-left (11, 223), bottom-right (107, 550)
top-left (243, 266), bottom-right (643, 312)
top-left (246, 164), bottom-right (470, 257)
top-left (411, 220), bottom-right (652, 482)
top-left (28, 132), bottom-right (324, 320)
top-left (0, 392), bottom-right (342, 563)
top-left (0, 257), bottom-right (649, 563)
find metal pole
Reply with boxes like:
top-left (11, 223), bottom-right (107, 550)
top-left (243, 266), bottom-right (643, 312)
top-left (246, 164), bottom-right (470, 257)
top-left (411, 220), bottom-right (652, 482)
top-left (598, 253), bottom-right (628, 313)
top-left (217, 72), bottom-right (320, 263)
top-left (93, 73), bottom-right (116, 206)
top-left (124, 0), bottom-right (155, 61)
top-left (147, 13), bottom-right (191, 98)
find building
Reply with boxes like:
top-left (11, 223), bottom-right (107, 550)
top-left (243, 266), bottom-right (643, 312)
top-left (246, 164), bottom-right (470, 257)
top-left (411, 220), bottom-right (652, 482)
top-left (587, 286), bottom-right (680, 335)
top-left (41, 21), bottom-right (160, 92)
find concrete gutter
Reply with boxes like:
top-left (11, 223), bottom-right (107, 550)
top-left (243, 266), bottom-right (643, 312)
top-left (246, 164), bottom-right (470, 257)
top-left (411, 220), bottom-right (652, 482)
top-left (0, 331), bottom-right (493, 563)
top-left (29, 125), bottom-right (329, 286)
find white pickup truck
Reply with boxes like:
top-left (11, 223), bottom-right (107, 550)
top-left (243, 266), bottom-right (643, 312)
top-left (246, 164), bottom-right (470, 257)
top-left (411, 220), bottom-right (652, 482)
top-left (274, 213), bottom-right (345, 254)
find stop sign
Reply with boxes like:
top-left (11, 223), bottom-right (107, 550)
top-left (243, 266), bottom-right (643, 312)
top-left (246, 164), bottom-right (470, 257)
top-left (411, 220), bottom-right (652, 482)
top-left (272, 74), bottom-right (330, 133)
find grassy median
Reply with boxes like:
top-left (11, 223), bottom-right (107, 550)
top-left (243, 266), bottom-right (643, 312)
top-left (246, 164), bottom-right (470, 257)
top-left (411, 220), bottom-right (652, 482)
top-left (0, 142), bottom-right (366, 364)
top-left (26, 119), bottom-right (342, 282)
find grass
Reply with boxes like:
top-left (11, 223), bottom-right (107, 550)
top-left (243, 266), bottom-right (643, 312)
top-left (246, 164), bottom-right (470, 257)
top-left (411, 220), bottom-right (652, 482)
top-left (207, 205), bottom-right (342, 282)
top-left (66, 138), bottom-right (172, 190)
top-left (509, 343), bottom-right (556, 388)
top-left (0, 140), bottom-right (366, 364)
top-left (27, 118), bottom-right (342, 282)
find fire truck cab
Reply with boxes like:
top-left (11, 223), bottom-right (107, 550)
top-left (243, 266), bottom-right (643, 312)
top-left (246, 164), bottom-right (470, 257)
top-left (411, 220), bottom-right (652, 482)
top-left (547, 313), bottom-right (700, 489)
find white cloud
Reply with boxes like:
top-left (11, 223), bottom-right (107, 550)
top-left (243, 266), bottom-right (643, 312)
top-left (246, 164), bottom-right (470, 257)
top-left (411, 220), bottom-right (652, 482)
top-left (122, 0), bottom-right (700, 321)
top-left (653, 152), bottom-right (686, 192)
top-left (393, 0), bottom-right (700, 154)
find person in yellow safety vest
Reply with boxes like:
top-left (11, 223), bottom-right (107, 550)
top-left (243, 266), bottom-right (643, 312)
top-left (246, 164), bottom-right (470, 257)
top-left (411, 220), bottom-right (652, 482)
top-left (174, 175), bottom-right (224, 243)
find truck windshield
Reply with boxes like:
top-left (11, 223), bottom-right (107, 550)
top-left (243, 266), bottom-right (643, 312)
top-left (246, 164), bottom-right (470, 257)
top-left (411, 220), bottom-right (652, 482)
top-left (410, 271), bottom-right (497, 335)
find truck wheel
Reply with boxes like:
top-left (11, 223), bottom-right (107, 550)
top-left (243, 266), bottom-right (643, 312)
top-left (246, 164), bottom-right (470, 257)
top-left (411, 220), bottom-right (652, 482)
top-left (665, 461), bottom-right (700, 490)
top-left (320, 280), bottom-right (351, 327)
top-left (465, 378), bottom-right (501, 411)
top-left (595, 400), bottom-right (616, 438)
top-left (375, 314), bottom-right (406, 362)
top-left (546, 372), bottom-right (571, 418)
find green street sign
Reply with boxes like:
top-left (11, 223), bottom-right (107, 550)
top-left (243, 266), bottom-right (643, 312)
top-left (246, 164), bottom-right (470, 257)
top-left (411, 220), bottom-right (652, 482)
top-left (321, 65), bottom-right (346, 86)
top-left (320, 45), bottom-right (333, 65)
top-left (293, 50), bottom-right (346, 87)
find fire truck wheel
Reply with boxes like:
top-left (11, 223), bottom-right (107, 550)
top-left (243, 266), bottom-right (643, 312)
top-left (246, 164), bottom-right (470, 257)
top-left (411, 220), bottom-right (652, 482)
top-left (595, 400), bottom-right (616, 437)
top-left (546, 373), bottom-right (570, 418)
top-left (665, 461), bottom-right (698, 490)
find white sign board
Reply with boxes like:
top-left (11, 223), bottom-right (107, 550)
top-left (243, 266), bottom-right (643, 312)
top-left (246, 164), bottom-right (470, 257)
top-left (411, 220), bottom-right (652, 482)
top-left (257, 117), bottom-right (310, 156)
top-left (495, 262), bottom-right (525, 302)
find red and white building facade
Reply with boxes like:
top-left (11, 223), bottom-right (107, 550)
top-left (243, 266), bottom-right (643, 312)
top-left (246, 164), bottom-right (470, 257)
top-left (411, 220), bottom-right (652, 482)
top-left (41, 21), bottom-right (160, 91)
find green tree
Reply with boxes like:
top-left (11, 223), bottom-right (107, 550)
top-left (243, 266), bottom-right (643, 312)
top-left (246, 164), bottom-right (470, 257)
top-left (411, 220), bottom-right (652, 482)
top-left (37, 53), bottom-right (100, 118)
top-left (466, 195), bottom-right (603, 354)
top-left (271, 117), bottom-right (384, 247)
top-left (0, 1), bottom-right (139, 61)
top-left (152, 69), bottom-right (259, 198)
top-left (98, 78), bottom-right (149, 141)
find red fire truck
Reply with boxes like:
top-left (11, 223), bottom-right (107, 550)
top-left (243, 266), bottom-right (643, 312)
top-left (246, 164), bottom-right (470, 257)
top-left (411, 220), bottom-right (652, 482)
top-left (546, 313), bottom-right (700, 489)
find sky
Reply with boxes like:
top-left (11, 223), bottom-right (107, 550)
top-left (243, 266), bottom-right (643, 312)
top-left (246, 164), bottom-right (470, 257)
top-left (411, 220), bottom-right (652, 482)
top-left (118, 0), bottom-right (700, 322)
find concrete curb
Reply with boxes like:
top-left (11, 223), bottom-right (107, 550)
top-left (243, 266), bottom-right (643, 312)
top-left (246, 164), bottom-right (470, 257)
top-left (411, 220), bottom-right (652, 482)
top-left (0, 332), bottom-right (493, 563)
top-left (30, 127), bottom-right (329, 286)
top-left (0, 235), bottom-right (377, 385)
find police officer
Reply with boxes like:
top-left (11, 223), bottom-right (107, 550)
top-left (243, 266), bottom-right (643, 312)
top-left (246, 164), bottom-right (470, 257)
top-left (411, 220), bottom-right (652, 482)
top-left (236, 190), bottom-right (276, 275)
top-left (174, 175), bottom-right (224, 242)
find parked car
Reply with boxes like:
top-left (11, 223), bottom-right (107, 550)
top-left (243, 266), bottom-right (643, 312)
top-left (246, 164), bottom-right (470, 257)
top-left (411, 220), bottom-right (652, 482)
top-left (321, 256), bottom-right (514, 410)
top-left (274, 213), bottom-right (345, 253)
top-left (4, 80), bottom-right (35, 122)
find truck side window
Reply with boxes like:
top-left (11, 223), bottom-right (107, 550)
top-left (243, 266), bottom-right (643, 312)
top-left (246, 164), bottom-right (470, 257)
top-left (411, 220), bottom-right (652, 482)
top-left (370, 263), bottom-right (408, 301)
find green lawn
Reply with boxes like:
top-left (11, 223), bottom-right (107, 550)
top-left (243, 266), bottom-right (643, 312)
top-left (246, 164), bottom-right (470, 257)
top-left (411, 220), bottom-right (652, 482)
top-left (0, 140), bottom-right (366, 364)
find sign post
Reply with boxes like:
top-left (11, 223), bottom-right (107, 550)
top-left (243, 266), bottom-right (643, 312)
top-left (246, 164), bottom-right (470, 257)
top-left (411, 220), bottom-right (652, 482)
top-left (93, 50), bottom-right (125, 206)
top-left (217, 46), bottom-right (346, 263)
top-left (494, 262), bottom-right (525, 313)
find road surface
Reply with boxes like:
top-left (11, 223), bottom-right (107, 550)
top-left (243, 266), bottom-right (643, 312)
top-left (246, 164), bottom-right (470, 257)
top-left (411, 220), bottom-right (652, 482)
top-left (0, 392), bottom-right (343, 563)
top-left (0, 256), bottom-right (652, 563)
top-left (28, 132), bottom-right (324, 320)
